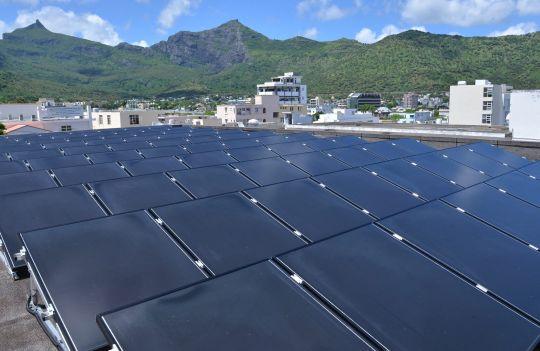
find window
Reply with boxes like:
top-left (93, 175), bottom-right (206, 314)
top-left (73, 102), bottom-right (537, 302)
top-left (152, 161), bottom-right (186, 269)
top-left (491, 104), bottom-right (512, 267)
top-left (32, 115), bottom-right (37, 121)
top-left (263, 108), bottom-right (266, 114)
top-left (8, 114), bottom-right (12, 120)
top-left (483, 87), bottom-right (493, 98)
top-left (61, 125), bottom-right (72, 132)
top-left (129, 115), bottom-right (140, 125)
top-left (98, 115), bottom-right (103, 124)
top-left (482, 114), bottom-right (492, 124)
top-left (273, 112), bottom-right (279, 118)
top-left (483, 101), bottom-right (492, 111)
top-left (107, 115), bottom-right (111, 125)
top-left (19, 114), bottom-right (23, 121)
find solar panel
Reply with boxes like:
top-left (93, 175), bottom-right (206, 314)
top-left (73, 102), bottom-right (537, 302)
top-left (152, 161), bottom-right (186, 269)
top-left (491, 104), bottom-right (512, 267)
top-left (0, 160), bottom-right (28, 175)
top-left (487, 171), bottom-right (540, 207)
top-left (21, 211), bottom-right (206, 351)
top-left (314, 168), bottom-right (424, 219)
top-left (439, 147), bottom-right (511, 177)
top-left (0, 185), bottom-right (106, 275)
top-left (0, 170), bottom-right (57, 196)
top-left (88, 150), bottom-right (143, 164)
top-left (223, 138), bottom-right (260, 149)
top-left (232, 157), bottom-right (309, 186)
top-left (407, 152), bottom-right (489, 187)
top-left (99, 261), bottom-right (372, 351)
top-left (380, 200), bottom-right (540, 322)
top-left (391, 138), bottom-right (436, 154)
top-left (466, 142), bottom-right (530, 168)
top-left (519, 161), bottom-right (540, 179)
top-left (9, 149), bottom-right (62, 161)
top-left (53, 163), bottom-right (129, 186)
top-left (61, 144), bottom-right (111, 155)
top-left (443, 183), bottom-right (540, 249)
top-left (359, 140), bottom-right (411, 160)
top-left (266, 141), bottom-right (314, 156)
top-left (246, 179), bottom-right (373, 242)
top-left (327, 147), bottom-right (384, 167)
top-left (149, 139), bottom-right (185, 148)
top-left (180, 150), bottom-right (237, 168)
top-left (108, 141), bottom-right (151, 151)
top-left (300, 138), bottom-right (346, 151)
top-left (283, 152), bottom-right (350, 176)
top-left (153, 193), bottom-right (304, 275)
top-left (226, 146), bottom-right (277, 161)
top-left (278, 224), bottom-right (540, 350)
top-left (366, 159), bottom-right (461, 200)
top-left (170, 165), bottom-right (256, 199)
top-left (26, 155), bottom-right (90, 171)
top-left (138, 146), bottom-right (189, 158)
top-left (186, 141), bottom-right (227, 153)
top-left (120, 156), bottom-right (188, 176)
top-left (89, 173), bottom-right (191, 215)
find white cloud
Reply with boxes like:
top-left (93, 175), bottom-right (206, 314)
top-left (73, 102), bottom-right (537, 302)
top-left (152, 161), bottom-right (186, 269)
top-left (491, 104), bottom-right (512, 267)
top-left (132, 39), bottom-right (149, 47)
top-left (402, 0), bottom-right (516, 27)
top-left (14, 6), bottom-right (122, 45)
top-left (297, 0), bottom-right (349, 21)
top-left (355, 24), bottom-right (427, 44)
top-left (489, 22), bottom-right (538, 36)
top-left (158, 0), bottom-right (200, 30)
top-left (517, 0), bottom-right (540, 14)
top-left (0, 20), bottom-right (7, 39)
top-left (302, 27), bottom-right (318, 39)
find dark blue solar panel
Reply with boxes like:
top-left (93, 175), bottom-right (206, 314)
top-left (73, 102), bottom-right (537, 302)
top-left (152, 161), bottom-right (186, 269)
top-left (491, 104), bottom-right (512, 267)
top-left (366, 159), bottom-right (461, 200)
top-left (21, 211), bottom-right (205, 351)
top-left (267, 141), bottom-right (314, 156)
top-left (186, 135), bottom-right (219, 144)
top-left (487, 171), bottom-right (540, 207)
top-left (407, 152), bottom-right (489, 187)
top-left (246, 179), bottom-right (372, 242)
top-left (170, 165), bottom-right (256, 199)
top-left (153, 193), bottom-right (304, 275)
top-left (0, 170), bottom-right (57, 196)
top-left (98, 262), bottom-right (372, 351)
top-left (62, 144), bottom-right (110, 155)
top-left (257, 135), bottom-right (294, 145)
top-left (90, 173), bottom-right (191, 214)
top-left (138, 146), bottom-right (189, 158)
top-left (109, 141), bottom-right (151, 151)
top-left (88, 150), bottom-right (142, 164)
top-left (0, 185), bottom-right (106, 273)
top-left (278, 224), bottom-right (540, 351)
top-left (226, 145), bottom-right (278, 161)
top-left (223, 138), bottom-right (261, 149)
top-left (232, 157), bottom-right (309, 186)
top-left (9, 149), bottom-right (62, 160)
top-left (53, 163), bottom-right (128, 186)
top-left (443, 183), bottom-right (540, 249)
top-left (519, 162), bottom-right (540, 179)
top-left (149, 139), bottom-right (185, 148)
top-left (439, 147), bottom-right (511, 177)
top-left (120, 157), bottom-right (187, 176)
top-left (359, 141), bottom-right (411, 160)
top-left (380, 200), bottom-right (540, 323)
top-left (181, 151), bottom-right (236, 168)
top-left (300, 138), bottom-right (345, 151)
top-left (0, 160), bottom-right (28, 175)
top-left (314, 168), bottom-right (424, 219)
top-left (391, 138), bottom-right (436, 154)
top-left (284, 152), bottom-right (350, 176)
top-left (327, 147), bottom-right (384, 167)
top-left (27, 155), bottom-right (90, 171)
top-left (467, 142), bottom-right (530, 168)
top-left (186, 141), bottom-right (227, 153)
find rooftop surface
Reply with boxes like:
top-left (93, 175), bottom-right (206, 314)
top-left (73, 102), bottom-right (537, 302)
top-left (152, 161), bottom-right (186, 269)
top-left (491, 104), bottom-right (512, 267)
top-left (1, 126), bottom-right (540, 351)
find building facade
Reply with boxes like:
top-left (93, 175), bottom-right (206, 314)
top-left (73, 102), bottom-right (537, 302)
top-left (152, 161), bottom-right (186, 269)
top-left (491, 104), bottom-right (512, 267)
top-left (449, 80), bottom-right (509, 126)
top-left (257, 72), bottom-right (307, 105)
top-left (91, 109), bottom-right (173, 129)
top-left (346, 93), bottom-right (382, 110)
top-left (315, 109), bottom-right (379, 124)
top-left (508, 90), bottom-right (540, 141)
top-left (402, 93), bottom-right (419, 109)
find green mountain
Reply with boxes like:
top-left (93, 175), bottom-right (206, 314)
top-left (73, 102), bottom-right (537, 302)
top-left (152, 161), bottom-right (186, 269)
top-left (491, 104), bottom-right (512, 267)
top-left (0, 19), bottom-right (538, 102)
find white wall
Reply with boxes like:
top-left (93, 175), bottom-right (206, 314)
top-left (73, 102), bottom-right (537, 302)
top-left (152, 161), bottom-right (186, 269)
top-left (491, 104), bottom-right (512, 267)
top-left (449, 83), bottom-right (504, 126)
top-left (508, 90), bottom-right (540, 141)
top-left (0, 104), bottom-right (38, 121)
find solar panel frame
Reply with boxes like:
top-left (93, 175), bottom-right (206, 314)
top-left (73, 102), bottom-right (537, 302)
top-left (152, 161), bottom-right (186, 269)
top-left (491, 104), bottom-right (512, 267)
top-left (283, 152), bottom-right (350, 176)
top-left (466, 142), bottom-right (530, 168)
top-left (53, 163), bottom-right (129, 186)
top-left (138, 146), bottom-right (189, 158)
top-left (327, 146), bottom-right (384, 167)
top-left (226, 145), bottom-right (278, 161)
top-left (120, 156), bottom-right (188, 176)
top-left (0, 160), bottom-right (28, 175)
top-left (180, 150), bottom-right (237, 168)
top-left (0, 170), bottom-right (58, 196)
top-left (232, 157), bottom-right (310, 186)
top-left (87, 150), bottom-right (143, 164)
top-left (266, 141), bottom-right (314, 156)
top-left (439, 147), bottom-right (512, 177)
top-left (26, 154), bottom-right (91, 171)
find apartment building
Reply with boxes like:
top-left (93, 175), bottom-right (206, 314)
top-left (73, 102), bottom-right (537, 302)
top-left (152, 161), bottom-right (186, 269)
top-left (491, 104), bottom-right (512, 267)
top-left (91, 109), bottom-right (172, 129)
top-left (257, 72), bottom-right (307, 105)
top-left (346, 93), bottom-right (382, 110)
top-left (449, 80), bottom-right (510, 126)
top-left (508, 90), bottom-right (540, 141)
top-left (402, 92), bottom-right (419, 109)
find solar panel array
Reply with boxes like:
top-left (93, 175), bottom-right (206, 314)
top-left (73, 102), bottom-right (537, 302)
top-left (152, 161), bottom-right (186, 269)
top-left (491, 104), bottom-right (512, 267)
top-left (1, 126), bottom-right (540, 351)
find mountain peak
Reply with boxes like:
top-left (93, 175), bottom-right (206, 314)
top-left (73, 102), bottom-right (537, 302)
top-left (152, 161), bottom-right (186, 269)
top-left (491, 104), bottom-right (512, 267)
top-left (33, 20), bottom-right (47, 30)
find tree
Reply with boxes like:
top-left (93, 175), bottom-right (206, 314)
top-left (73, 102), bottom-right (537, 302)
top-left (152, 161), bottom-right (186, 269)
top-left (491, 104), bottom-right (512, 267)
top-left (359, 104), bottom-right (376, 112)
top-left (389, 114), bottom-right (402, 122)
top-left (0, 122), bottom-right (5, 135)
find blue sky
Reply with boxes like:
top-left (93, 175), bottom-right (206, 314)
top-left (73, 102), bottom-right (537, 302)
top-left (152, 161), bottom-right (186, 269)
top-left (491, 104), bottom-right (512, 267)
top-left (0, 0), bottom-right (538, 46)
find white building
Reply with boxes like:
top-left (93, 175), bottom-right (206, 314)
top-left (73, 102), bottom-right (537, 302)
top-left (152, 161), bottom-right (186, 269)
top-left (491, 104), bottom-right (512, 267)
top-left (508, 90), bottom-right (540, 141)
top-left (91, 109), bottom-right (173, 129)
top-left (449, 80), bottom-right (510, 126)
top-left (257, 72), bottom-right (307, 105)
top-left (315, 109), bottom-right (379, 124)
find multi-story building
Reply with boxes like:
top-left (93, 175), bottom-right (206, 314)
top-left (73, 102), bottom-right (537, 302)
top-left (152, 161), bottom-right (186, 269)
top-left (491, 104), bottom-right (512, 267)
top-left (91, 109), bottom-right (173, 129)
top-left (257, 72), bottom-right (307, 105)
top-left (508, 90), bottom-right (540, 141)
top-left (449, 80), bottom-right (510, 126)
top-left (402, 93), bottom-right (419, 109)
top-left (346, 93), bottom-right (382, 110)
